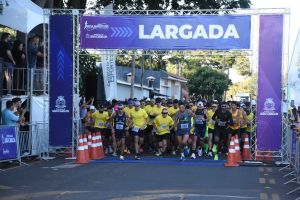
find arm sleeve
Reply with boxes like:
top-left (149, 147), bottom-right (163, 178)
top-left (8, 112), bottom-right (19, 122)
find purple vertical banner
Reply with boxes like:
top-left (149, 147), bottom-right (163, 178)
top-left (49, 15), bottom-right (73, 146)
top-left (257, 15), bottom-right (283, 151)
top-left (0, 126), bottom-right (18, 160)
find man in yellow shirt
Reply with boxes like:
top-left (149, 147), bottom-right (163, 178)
top-left (167, 99), bottom-right (179, 155)
top-left (144, 98), bottom-right (156, 151)
top-left (207, 101), bottom-right (218, 157)
top-left (130, 101), bottom-right (149, 160)
top-left (154, 108), bottom-right (174, 156)
top-left (92, 105), bottom-right (110, 153)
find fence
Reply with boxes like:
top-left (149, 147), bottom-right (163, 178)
top-left (1, 67), bottom-right (48, 95)
top-left (0, 123), bottom-right (49, 166)
top-left (280, 127), bottom-right (300, 196)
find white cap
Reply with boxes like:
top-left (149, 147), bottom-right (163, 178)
top-left (197, 101), bottom-right (204, 107)
top-left (89, 105), bottom-right (95, 110)
top-left (146, 98), bottom-right (150, 101)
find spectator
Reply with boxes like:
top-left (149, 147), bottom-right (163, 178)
top-left (0, 33), bottom-right (15, 95)
top-left (27, 36), bottom-right (43, 93)
top-left (12, 40), bottom-right (26, 94)
top-left (1, 100), bottom-right (25, 125)
top-left (35, 37), bottom-right (44, 91)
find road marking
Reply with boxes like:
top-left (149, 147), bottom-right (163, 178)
top-left (0, 185), bottom-right (12, 190)
top-left (259, 167), bottom-right (264, 172)
top-left (260, 193), bottom-right (268, 200)
top-left (179, 193), bottom-right (185, 200)
top-left (263, 173), bottom-right (269, 176)
top-left (259, 178), bottom-right (266, 184)
top-left (264, 186), bottom-right (271, 189)
top-left (271, 194), bottom-right (280, 200)
top-left (266, 168), bottom-right (273, 173)
top-left (269, 178), bottom-right (276, 185)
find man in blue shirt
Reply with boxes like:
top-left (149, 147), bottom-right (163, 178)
top-left (1, 100), bottom-right (20, 126)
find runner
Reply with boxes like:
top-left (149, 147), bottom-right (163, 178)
top-left (212, 102), bottom-right (233, 156)
top-left (239, 103), bottom-right (249, 140)
top-left (168, 99), bottom-right (179, 155)
top-left (124, 99), bottom-right (135, 154)
top-left (191, 101), bottom-right (208, 159)
top-left (207, 101), bottom-right (218, 157)
top-left (92, 105), bottom-right (110, 154)
top-left (144, 98), bottom-right (156, 152)
top-left (174, 102), bottom-right (196, 161)
top-left (111, 104), bottom-right (130, 160)
top-left (228, 101), bottom-right (241, 150)
top-left (153, 108), bottom-right (174, 156)
top-left (129, 101), bottom-right (149, 160)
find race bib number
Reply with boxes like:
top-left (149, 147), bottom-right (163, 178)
top-left (132, 127), bottom-right (140, 132)
top-left (196, 116), bottom-right (203, 124)
top-left (98, 122), bottom-right (104, 127)
top-left (116, 124), bottom-right (124, 130)
top-left (160, 124), bottom-right (167, 129)
top-left (218, 121), bottom-right (226, 127)
top-left (181, 123), bottom-right (189, 129)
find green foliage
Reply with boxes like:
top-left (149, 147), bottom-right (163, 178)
top-left (188, 67), bottom-right (232, 101)
top-left (79, 51), bottom-right (97, 95)
top-left (227, 74), bottom-right (257, 100)
top-left (232, 56), bottom-right (251, 76)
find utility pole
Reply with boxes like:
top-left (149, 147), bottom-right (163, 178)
top-left (130, 51), bottom-right (136, 98)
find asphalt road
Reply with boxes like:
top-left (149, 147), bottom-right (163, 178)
top-left (0, 156), bottom-right (299, 200)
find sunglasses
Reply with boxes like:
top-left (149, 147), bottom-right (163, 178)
top-left (162, 112), bottom-right (168, 115)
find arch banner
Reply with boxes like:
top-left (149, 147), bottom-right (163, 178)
top-left (80, 15), bottom-right (251, 50)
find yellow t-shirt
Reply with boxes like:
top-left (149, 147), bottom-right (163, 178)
top-left (192, 106), bottom-right (197, 112)
top-left (246, 113), bottom-right (255, 132)
top-left (229, 109), bottom-right (240, 130)
top-left (144, 105), bottom-right (155, 125)
top-left (240, 109), bottom-right (247, 128)
top-left (92, 111), bottom-right (109, 128)
top-left (207, 109), bottom-right (215, 129)
top-left (154, 114), bottom-right (174, 135)
top-left (130, 109), bottom-right (148, 128)
top-left (152, 105), bottom-right (165, 116)
top-left (124, 106), bottom-right (134, 116)
top-left (168, 106), bottom-right (179, 117)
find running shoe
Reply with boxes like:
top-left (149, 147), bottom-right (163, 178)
top-left (180, 153), bottom-right (185, 161)
top-left (135, 155), bottom-right (141, 160)
top-left (112, 152), bottom-right (117, 157)
top-left (207, 151), bottom-right (213, 157)
top-left (198, 148), bottom-right (203, 157)
top-left (190, 153), bottom-right (196, 159)
top-left (155, 151), bottom-right (162, 157)
top-left (119, 155), bottom-right (124, 160)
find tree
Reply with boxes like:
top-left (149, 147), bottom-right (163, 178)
top-left (79, 51), bottom-right (97, 95)
top-left (188, 67), bottom-right (232, 101)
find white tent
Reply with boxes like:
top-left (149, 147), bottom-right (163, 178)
top-left (0, 0), bottom-right (44, 33)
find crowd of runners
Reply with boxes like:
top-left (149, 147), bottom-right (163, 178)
top-left (80, 98), bottom-right (255, 161)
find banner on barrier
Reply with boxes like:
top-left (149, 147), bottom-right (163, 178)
top-left (257, 15), bottom-right (283, 151)
top-left (80, 16), bottom-right (251, 50)
top-left (100, 50), bottom-right (117, 100)
top-left (49, 15), bottom-right (73, 146)
top-left (0, 126), bottom-right (18, 160)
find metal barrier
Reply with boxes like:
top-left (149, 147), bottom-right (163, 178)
top-left (2, 67), bottom-right (48, 95)
top-left (280, 127), bottom-right (300, 196)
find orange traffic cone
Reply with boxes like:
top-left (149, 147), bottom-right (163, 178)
top-left (76, 135), bottom-right (88, 164)
top-left (225, 137), bottom-right (239, 167)
top-left (242, 135), bottom-right (251, 160)
top-left (87, 132), bottom-right (92, 157)
top-left (90, 133), bottom-right (98, 160)
top-left (234, 135), bottom-right (242, 163)
top-left (96, 132), bottom-right (105, 159)
top-left (83, 134), bottom-right (90, 162)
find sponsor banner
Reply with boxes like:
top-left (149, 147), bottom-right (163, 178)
top-left (80, 15), bottom-right (251, 50)
top-left (288, 29), bottom-right (300, 106)
top-left (100, 50), bottom-right (117, 100)
top-left (0, 126), bottom-right (18, 160)
top-left (257, 15), bottom-right (283, 151)
top-left (49, 15), bottom-right (73, 146)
